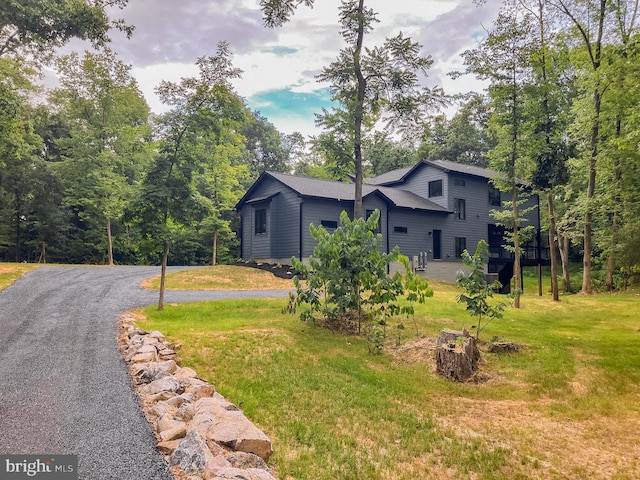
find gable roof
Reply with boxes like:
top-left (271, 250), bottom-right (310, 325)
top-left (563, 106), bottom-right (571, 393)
top-left (236, 170), bottom-right (450, 213)
top-left (367, 159), bottom-right (496, 187)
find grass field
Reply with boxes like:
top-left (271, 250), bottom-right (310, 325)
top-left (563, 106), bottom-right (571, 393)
top-left (139, 268), bottom-right (640, 480)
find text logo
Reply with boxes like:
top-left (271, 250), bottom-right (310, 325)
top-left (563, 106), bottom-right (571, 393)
top-left (0, 456), bottom-right (77, 479)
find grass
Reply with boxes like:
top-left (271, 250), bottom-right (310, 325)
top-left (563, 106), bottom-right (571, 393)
top-left (141, 265), bottom-right (294, 290)
top-left (0, 262), bottom-right (38, 291)
top-left (139, 270), bottom-right (640, 480)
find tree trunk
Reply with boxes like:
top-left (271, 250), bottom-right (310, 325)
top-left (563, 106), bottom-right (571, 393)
top-left (558, 232), bottom-right (572, 293)
top-left (158, 240), bottom-right (169, 311)
top-left (212, 229), bottom-right (218, 266)
top-left (435, 329), bottom-right (480, 382)
top-left (352, 0), bottom-right (366, 219)
top-left (547, 193), bottom-right (560, 301)
top-left (106, 216), bottom-right (114, 266)
top-left (512, 185), bottom-right (521, 308)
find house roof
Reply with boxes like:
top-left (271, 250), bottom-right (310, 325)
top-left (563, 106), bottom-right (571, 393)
top-left (236, 170), bottom-right (451, 213)
top-left (367, 159), bottom-right (497, 187)
top-left (426, 159), bottom-right (497, 180)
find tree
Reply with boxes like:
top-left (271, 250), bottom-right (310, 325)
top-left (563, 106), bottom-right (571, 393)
top-left (285, 210), bottom-right (432, 349)
top-left (0, 0), bottom-right (133, 59)
top-left (546, 0), bottom-right (639, 294)
top-left (0, 57), bottom-right (42, 262)
top-left (525, 0), bottom-right (574, 301)
top-left (456, 240), bottom-right (508, 340)
top-left (425, 94), bottom-right (495, 167)
top-left (260, 0), bottom-right (444, 218)
top-left (462, 1), bottom-right (536, 308)
top-left (50, 49), bottom-right (151, 265)
top-left (131, 42), bottom-right (246, 309)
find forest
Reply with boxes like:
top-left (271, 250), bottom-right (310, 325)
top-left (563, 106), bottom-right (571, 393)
top-left (1, 0), bottom-right (639, 293)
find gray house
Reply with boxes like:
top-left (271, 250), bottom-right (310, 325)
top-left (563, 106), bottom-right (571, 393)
top-left (235, 159), bottom-right (544, 285)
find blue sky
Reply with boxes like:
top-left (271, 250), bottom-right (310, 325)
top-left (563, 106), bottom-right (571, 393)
top-left (58, 0), bottom-right (501, 137)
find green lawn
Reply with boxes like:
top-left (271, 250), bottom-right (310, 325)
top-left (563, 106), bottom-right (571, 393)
top-left (139, 273), bottom-right (640, 480)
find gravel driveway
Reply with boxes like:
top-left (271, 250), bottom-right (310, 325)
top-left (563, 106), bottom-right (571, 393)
top-left (0, 266), bottom-right (289, 479)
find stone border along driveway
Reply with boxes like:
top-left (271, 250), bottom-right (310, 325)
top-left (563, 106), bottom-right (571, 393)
top-left (118, 313), bottom-right (278, 480)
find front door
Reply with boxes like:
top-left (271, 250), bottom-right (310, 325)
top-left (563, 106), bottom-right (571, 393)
top-left (433, 229), bottom-right (441, 260)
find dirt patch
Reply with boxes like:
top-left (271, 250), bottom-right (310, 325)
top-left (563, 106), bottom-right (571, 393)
top-left (434, 397), bottom-right (640, 479)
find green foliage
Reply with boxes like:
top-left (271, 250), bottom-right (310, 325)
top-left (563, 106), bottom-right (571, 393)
top-left (0, 0), bottom-right (133, 59)
top-left (456, 240), bottom-right (507, 340)
top-left (285, 210), bottom-right (432, 351)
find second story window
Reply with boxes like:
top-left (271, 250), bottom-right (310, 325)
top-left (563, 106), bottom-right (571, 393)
top-left (428, 179), bottom-right (443, 197)
top-left (489, 185), bottom-right (501, 206)
top-left (366, 209), bottom-right (381, 234)
top-left (454, 198), bottom-right (466, 220)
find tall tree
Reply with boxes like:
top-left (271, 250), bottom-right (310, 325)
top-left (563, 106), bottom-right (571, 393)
top-left (526, 0), bottom-right (574, 301)
top-left (547, 0), bottom-right (639, 293)
top-left (261, 0), bottom-right (444, 218)
top-left (0, 57), bottom-right (42, 261)
top-left (463, 0), bottom-right (536, 308)
top-left (132, 42), bottom-right (245, 309)
top-left (50, 49), bottom-right (151, 265)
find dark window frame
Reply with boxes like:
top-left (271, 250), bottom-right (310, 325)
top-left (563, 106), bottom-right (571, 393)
top-left (489, 185), bottom-right (501, 206)
top-left (455, 237), bottom-right (467, 258)
top-left (366, 209), bottom-right (382, 234)
top-left (428, 179), bottom-right (443, 198)
top-left (454, 198), bottom-right (466, 220)
top-left (454, 178), bottom-right (466, 186)
top-left (393, 226), bottom-right (408, 234)
top-left (320, 219), bottom-right (338, 229)
top-left (254, 207), bottom-right (267, 235)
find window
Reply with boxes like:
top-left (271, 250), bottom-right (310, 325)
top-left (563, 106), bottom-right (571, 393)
top-left (433, 230), bottom-right (441, 259)
top-left (428, 179), bottom-right (443, 198)
top-left (454, 178), bottom-right (466, 186)
top-left (489, 185), bottom-right (501, 206)
top-left (320, 220), bottom-right (338, 229)
top-left (393, 226), bottom-right (408, 234)
top-left (254, 208), bottom-right (267, 235)
top-left (455, 237), bottom-right (467, 258)
top-left (366, 209), bottom-right (381, 234)
top-left (454, 198), bottom-right (466, 220)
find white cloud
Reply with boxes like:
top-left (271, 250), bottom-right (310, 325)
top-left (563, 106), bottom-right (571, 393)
top-left (94, 0), bottom-right (500, 136)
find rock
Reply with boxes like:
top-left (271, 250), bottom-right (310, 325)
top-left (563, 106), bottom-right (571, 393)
top-left (159, 423), bottom-right (187, 442)
top-left (134, 360), bottom-right (179, 384)
top-left (175, 367), bottom-right (199, 380)
top-left (488, 341), bottom-right (520, 354)
top-left (149, 330), bottom-right (166, 341)
top-left (226, 452), bottom-right (269, 471)
top-left (128, 328), bottom-right (148, 339)
top-left (131, 352), bottom-right (155, 363)
top-left (190, 398), bottom-right (273, 461)
top-left (157, 439), bottom-right (182, 455)
top-left (144, 376), bottom-right (185, 396)
top-left (157, 413), bottom-right (181, 433)
top-left (174, 402), bottom-right (197, 423)
top-left (148, 401), bottom-right (173, 421)
top-left (170, 431), bottom-right (215, 476)
top-left (167, 393), bottom-right (194, 408)
top-left (211, 467), bottom-right (277, 480)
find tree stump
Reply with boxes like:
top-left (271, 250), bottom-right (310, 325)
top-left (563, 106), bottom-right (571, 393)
top-left (435, 329), bottom-right (480, 382)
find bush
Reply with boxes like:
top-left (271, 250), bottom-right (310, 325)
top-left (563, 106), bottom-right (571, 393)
top-left (285, 210), bottom-right (432, 347)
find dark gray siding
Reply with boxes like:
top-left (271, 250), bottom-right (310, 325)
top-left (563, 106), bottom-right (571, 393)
top-left (403, 163), bottom-right (449, 209)
top-left (300, 198), bottom-right (353, 257)
top-left (240, 178), bottom-right (302, 261)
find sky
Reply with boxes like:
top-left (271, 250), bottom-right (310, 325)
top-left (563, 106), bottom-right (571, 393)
top-left (60, 0), bottom-right (502, 137)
